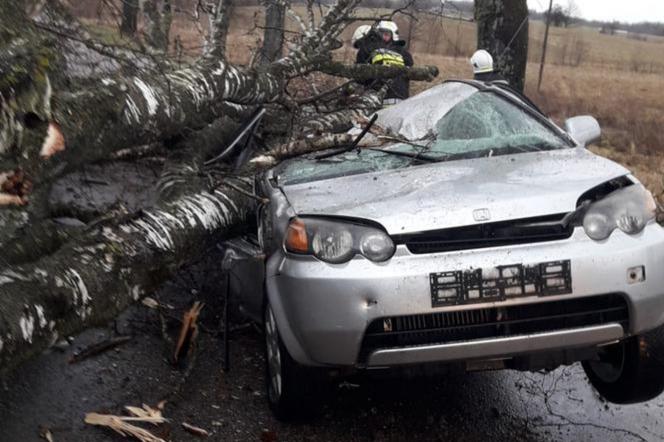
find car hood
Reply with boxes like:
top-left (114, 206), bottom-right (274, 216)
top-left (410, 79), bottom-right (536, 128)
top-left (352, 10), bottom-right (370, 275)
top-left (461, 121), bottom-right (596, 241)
top-left (279, 148), bottom-right (629, 235)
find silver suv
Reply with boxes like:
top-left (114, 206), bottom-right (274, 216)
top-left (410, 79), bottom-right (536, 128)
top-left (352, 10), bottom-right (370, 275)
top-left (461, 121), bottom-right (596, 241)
top-left (225, 80), bottom-right (664, 420)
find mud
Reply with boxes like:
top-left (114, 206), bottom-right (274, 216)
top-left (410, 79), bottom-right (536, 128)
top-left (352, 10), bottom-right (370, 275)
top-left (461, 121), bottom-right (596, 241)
top-left (1, 253), bottom-right (663, 442)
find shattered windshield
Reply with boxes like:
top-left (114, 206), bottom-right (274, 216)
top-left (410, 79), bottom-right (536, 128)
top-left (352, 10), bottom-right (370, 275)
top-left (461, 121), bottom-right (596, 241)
top-left (277, 82), bottom-right (570, 186)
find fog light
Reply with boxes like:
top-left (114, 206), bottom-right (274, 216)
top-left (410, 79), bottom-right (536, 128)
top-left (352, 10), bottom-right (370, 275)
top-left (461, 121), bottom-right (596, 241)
top-left (627, 266), bottom-right (645, 284)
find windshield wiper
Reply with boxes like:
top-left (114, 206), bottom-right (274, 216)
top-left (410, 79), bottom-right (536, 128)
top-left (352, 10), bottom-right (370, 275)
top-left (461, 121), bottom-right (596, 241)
top-left (315, 114), bottom-right (378, 160)
top-left (439, 143), bottom-right (563, 162)
top-left (367, 147), bottom-right (440, 163)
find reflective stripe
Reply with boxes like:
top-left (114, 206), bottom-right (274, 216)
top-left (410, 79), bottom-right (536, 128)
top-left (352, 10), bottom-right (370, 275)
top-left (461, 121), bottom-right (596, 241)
top-left (370, 49), bottom-right (406, 67)
top-left (371, 54), bottom-right (405, 67)
top-left (474, 67), bottom-right (494, 74)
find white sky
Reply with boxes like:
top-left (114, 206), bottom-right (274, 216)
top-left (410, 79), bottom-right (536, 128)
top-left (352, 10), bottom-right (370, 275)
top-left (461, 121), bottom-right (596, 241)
top-left (527, 0), bottom-right (664, 24)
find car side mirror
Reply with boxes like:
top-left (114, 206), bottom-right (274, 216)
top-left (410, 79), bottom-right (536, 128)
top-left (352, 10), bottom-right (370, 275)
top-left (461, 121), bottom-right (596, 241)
top-left (564, 116), bottom-right (601, 147)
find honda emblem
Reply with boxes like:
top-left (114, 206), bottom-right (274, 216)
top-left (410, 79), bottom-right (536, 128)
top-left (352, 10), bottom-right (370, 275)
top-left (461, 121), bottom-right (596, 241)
top-left (473, 208), bottom-right (491, 222)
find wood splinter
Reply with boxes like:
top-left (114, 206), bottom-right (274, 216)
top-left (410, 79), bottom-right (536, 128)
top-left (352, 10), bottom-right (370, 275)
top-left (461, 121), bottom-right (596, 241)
top-left (173, 301), bottom-right (205, 364)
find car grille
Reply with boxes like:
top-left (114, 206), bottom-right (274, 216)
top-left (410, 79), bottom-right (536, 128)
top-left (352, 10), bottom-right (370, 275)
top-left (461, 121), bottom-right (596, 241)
top-left (359, 294), bottom-right (629, 362)
top-left (394, 213), bottom-right (574, 254)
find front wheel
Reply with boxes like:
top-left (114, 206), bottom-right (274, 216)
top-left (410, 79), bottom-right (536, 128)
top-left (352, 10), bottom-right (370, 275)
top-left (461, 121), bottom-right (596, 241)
top-left (583, 325), bottom-right (664, 404)
top-left (264, 302), bottom-right (326, 421)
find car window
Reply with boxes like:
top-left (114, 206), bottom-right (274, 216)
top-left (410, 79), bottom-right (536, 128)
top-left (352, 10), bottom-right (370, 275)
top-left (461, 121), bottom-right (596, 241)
top-left (276, 83), bottom-right (570, 186)
top-left (427, 91), bottom-right (568, 156)
top-left (277, 149), bottom-right (413, 186)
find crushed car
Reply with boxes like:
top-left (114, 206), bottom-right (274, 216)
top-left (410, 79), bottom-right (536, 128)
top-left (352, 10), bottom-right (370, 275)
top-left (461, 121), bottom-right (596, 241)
top-left (224, 80), bottom-right (664, 420)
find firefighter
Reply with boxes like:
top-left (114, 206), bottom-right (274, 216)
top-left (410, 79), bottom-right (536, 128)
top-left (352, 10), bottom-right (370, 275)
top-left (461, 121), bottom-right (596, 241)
top-left (354, 21), bottom-right (414, 105)
top-left (470, 49), bottom-right (508, 84)
top-left (351, 25), bottom-right (373, 50)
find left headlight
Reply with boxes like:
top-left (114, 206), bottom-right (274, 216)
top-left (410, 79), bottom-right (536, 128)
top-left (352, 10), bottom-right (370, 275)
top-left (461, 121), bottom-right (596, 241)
top-left (582, 185), bottom-right (657, 241)
top-left (284, 217), bottom-right (395, 264)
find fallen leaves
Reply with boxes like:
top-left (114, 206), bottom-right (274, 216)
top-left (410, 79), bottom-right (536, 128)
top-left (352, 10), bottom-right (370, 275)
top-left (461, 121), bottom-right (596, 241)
top-left (0, 169), bottom-right (31, 205)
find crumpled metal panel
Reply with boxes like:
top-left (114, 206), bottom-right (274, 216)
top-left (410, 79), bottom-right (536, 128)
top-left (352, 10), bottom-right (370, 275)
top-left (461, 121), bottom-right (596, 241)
top-left (376, 82), bottom-right (478, 140)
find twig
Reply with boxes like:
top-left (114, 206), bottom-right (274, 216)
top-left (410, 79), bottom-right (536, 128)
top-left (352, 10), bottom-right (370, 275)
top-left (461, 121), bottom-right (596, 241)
top-left (218, 180), bottom-right (268, 204)
top-left (69, 336), bottom-right (131, 364)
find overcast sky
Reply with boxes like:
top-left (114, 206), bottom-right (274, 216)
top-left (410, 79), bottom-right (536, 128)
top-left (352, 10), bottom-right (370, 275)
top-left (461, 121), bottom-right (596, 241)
top-left (526, 0), bottom-right (664, 23)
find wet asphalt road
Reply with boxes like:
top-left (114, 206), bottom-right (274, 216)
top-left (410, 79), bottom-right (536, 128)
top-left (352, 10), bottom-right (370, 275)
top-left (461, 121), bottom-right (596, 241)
top-left (1, 262), bottom-right (664, 442)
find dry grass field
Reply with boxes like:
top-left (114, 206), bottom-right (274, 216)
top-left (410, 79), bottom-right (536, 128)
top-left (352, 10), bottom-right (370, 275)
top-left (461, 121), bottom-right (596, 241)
top-left (76, 4), bottom-right (663, 200)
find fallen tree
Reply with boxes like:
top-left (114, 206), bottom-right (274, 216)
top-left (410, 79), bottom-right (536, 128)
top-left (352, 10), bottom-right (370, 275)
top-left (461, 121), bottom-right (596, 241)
top-left (0, 0), bottom-right (441, 374)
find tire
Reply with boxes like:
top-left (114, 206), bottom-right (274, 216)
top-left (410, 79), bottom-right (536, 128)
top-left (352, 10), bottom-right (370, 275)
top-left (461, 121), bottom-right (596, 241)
top-left (583, 325), bottom-right (664, 404)
top-left (264, 302), bottom-right (326, 421)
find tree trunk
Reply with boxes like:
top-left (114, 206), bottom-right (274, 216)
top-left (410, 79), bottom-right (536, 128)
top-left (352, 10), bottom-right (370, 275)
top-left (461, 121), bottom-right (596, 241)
top-left (120, 0), bottom-right (139, 37)
top-left (142, 0), bottom-right (172, 52)
top-left (260, 1), bottom-right (286, 65)
top-left (474, 0), bottom-right (529, 92)
top-left (0, 0), bottom-right (441, 375)
top-left (0, 178), bottom-right (254, 375)
top-left (207, 0), bottom-right (234, 58)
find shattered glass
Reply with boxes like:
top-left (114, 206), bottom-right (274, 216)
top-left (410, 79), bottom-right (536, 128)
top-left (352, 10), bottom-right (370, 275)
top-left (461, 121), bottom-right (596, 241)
top-left (277, 150), bottom-right (412, 186)
top-left (277, 82), bottom-right (571, 186)
top-left (427, 92), bottom-right (569, 156)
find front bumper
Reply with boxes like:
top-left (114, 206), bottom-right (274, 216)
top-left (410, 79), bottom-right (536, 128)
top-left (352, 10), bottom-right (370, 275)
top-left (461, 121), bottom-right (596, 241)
top-left (266, 224), bottom-right (664, 367)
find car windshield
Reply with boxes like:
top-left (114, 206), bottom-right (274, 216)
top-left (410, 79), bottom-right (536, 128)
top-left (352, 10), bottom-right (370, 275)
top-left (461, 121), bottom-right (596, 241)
top-left (277, 82), bottom-right (571, 186)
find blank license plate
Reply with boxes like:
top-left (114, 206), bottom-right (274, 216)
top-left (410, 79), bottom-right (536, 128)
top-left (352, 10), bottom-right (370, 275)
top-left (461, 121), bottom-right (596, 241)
top-left (429, 260), bottom-right (572, 308)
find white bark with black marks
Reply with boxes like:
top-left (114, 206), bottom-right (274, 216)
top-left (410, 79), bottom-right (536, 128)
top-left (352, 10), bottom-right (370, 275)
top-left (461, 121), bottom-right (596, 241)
top-left (0, 0), bottom-right (439, 375)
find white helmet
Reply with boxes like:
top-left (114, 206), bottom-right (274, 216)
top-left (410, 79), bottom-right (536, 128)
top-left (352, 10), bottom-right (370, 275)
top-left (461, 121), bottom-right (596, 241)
top-left (352, 25), bottom-right (372, 48)
top-left (376, 20), bottom-right (401, 43)
top-left (470, 49), bottom-right (494, 74)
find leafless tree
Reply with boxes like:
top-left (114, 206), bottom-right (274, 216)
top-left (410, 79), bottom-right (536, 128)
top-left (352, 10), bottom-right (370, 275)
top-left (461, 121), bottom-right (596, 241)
top-left (120, 0), bottom-right (139, 37)
top-left (475, 0), bottom-right (529, 91)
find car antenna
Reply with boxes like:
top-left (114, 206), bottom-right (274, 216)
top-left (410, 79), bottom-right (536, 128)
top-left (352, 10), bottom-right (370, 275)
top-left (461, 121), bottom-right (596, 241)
top-left (315, 114), bottom-right (379, 160)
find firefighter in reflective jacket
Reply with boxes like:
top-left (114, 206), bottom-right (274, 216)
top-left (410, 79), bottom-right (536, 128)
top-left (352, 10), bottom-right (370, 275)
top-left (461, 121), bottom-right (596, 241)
top-left (354, 21), bottom-right (414, 104)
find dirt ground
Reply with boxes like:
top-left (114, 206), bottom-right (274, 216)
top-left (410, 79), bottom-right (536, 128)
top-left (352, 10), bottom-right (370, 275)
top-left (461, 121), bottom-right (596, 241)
top-left (2, 252), bottom-right (663, 442)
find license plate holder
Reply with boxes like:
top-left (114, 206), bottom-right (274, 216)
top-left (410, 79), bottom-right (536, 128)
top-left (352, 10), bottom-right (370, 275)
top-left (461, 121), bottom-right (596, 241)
top-left (429, 260), bottom-right (572, 308)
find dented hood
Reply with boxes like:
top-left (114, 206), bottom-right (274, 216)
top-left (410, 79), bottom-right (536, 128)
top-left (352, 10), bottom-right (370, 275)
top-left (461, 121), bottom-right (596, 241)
top-left (279, 148), bottom-right (629, 235)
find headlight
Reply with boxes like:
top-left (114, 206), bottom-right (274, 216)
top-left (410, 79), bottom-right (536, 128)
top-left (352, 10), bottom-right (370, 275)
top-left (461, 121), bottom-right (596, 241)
top-left (285, 217), bottom-right (395, 264)
top-left (582, 185), bottom-right (656, 240)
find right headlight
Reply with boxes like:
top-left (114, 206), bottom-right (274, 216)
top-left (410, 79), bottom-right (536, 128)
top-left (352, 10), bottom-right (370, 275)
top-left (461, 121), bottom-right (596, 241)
top-left (582, 185), bottom-right (656, 241)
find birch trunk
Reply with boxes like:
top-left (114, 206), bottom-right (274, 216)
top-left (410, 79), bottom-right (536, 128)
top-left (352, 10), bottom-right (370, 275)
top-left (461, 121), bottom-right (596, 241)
top-left (0, 0), bottom-right (439, 375)
top-left (0, 179), bottom-right (253, 374)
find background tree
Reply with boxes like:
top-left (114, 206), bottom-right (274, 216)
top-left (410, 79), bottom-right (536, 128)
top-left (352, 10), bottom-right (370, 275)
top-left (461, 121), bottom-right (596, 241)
top-left (120, 0), bottom-right (140, 37)
top-left (474, 0), bottom-right (529, 91)
top-left (142, 0), bottom-right (173, 51)
top-left (259, 1), bottom-right (288, 65)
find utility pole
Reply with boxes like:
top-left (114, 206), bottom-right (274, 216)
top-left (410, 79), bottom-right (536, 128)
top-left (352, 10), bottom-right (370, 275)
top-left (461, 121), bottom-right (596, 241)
top-left (538, 0), bottom-right (554, 91)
